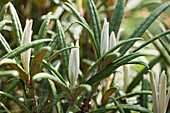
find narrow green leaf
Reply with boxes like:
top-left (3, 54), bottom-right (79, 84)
top-left (56, 20), bottom-right (69, 80)
top-left (66, 105), bottom-right (81, 113)
top-left (101, 52), bottom-right (120, 68)
top-left (34, 12), bottom-right (52, 52)
top-left (89, 104), bottom-right (152, 113)
top-left (46, 46), bottom-right (78, 63)
top-left (33, 73), bottom-right (71, 99)
top-left (86, 53), bottom-right (146, 85)
top-left (0, 33), bottom-right (21, 65)
top-left (42, 59), bottom-right (66, 85)
top-left (48, 79), bottom-right (57, 96)
top-left (119, 1), bottom-right (170, 55)
top-left (65, 2), bottom-right (89, 27)
top-left (38, 12), bottom-right (52, 40)
top-left (140, 77), bottom-right (149, 111)
top-left (44, 21), bottom-right (75, 60)
top-left (0, 39), bottom-right (52, 61)
top-left (126, 57), bottom-right (161, 93)
top-left (49, 21), bottom-right (99, 59)
top-left (40, 46), bottom-right (78, 71)
top-left (76, 21), bottom-right (100, 58)
top-left (116, 91), bottom-right (152, 100)
top-left (159, 38), bottom-right (170, 55)
top-left (0, 78), bottom-right (20, 102)
top-left (75, 84), bottom-right (91, 96)
top-left (146, 30), bottom-right (170, 65)
top-left (0, 102), bottom-right (11, 113)
top-left (0, 33), bottom-right (12, 53)
top-left (0, 70), bottom-right (19, 77)
top-left (126, 61), bottom-right (149, 68)
top-left (81, 38), bottom-right (143, 83)
top-left (0, 3), bottom-right (9, 21)
top-left (132, 30), bottom-right (170, 52)
top-left (0, 20), bottom-right (12, 31)
top-left (0, 91), bottom-right (29, 113)
top-left (43, 34), bottom-right (58, 60)
top-left (109, 0), bottom-right (125, 37)
top-left (110, 96), bottom-right (125, 113)
top-left (9, 2), bottom-right (23, 46)
top-left (86, 0), bottom-right (101, 50)
top-left (0, 59), bottom-right (27, 82)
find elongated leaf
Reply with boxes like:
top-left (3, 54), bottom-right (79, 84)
top-left (86, 0), bottom-right (101, 50)
top-left (109, 0), bottom-right (125, 36)
top-left (0, 59), bottom-right (27, 82)
top-left (40, 46), bottom-right (78, 71)
top-left (9, 2), bottom-right (23, 46)
top-left (116, 91), bottom-right (152, 100)
top-left (56, 20), bottom-right (69, 80)
top-left (33, 73), bottom-right (71, 100)
top-left (44, 34), bottom-right (58, 60)
top-left (0, 70), bottom-right (19, 77)
top-left (31, 46), bottom-right (51, 76)
top-left (0, 39), bottom-right (52, 61)
top-left (110, 96), bottom-right (125, 113)
top-left (126, 61), bottom-right (149, 68)
top-left (159, 38), bottom-right (170, 55)
top-left (44, 21), bottom-right (75, 60)
top-left (0, 33), bottom-right (12, 53)
top-left (0, 91), bottom-right (29, 113)
top-left (132, 30), bottom-right (170, 52)
top-left (101, 53), bottom-right (120, 68)
top-left (66, 105), bottom-right (81, 113)
top-left (86, 53), bottom-right (146, 85)
top-left (42, 59), bottom-right (66, 85)
top-left (101, 87), bottom-right (117, 106)
top-left (47, 46), bottom-right (78, 63)
top-left (119, 1), bottom-right (170, 55)
top-left (76, 21), bottom-right (100, 58)
top-left (153, 40), bottom-right (170, 65)
top-left (0, 103), bottom-right (11, 113)
top-left (34, 12), bottom-right (52, 52)
top-left (65, 2), bottom-right (89, 27)
top-left (0, 20), bottom-right (11, 31)
top-left (126, 57), bottom-right (161, 93)
top-left (81, 38), bottom-right (142, 83)
top-left (89, 104), bottom-right (152, 113)
top-left (140, 77), bottom-right (149, 110)
top-left (51, 21), bottom-right (99, 59)
top-left (75, 84), bottom-right (91, 96)
top-left (146, 30), bottom-right (170, 65)
top-left (0, 78), bottom-right (20, 102)
top-left (0, 3), bottom-right (9, 21)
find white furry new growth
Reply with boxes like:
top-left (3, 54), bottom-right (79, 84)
top-left (21, 19), bottom-right (33, 78)
top-left (100, 18), bottom-right (124, 56)
top-left (69, 40), bottom-right (79, 92)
